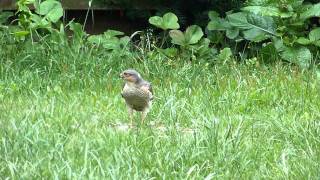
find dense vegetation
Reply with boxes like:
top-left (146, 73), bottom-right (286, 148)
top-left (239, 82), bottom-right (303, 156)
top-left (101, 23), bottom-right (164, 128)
top-left (0, 0), bottom-right (320, 178)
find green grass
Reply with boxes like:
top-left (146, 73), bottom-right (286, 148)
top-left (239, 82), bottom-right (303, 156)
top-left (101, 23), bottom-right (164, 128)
top-left (1, 39), bottom-right (320, 178)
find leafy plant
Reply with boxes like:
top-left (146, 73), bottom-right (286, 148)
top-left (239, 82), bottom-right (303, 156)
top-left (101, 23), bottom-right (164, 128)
top-left (148, 12), bottom-right (180, 30)
top-left (12, 0), bottom-right (63, 40)
top-left (169, 25), bottom-right (204, 46)
top-left (88, 30), bottom-right (130, 52)
top-left (207, 11), bottom-right (276, 42)
top-left (0, 11), bottom-right (13, 26)
top-left (207, 1), bottom-right (320, 68)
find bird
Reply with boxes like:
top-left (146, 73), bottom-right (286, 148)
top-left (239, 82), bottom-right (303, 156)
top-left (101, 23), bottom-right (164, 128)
top-left (120, 69), bottom-right (153, 125)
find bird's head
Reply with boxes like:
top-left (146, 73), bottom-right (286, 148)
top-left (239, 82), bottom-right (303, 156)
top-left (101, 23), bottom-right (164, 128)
top-left (120, 69), bottom-right (142, 83)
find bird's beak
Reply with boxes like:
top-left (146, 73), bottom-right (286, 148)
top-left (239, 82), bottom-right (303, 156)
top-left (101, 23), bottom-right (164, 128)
top-left (120, 73), bottom-right (124, 79)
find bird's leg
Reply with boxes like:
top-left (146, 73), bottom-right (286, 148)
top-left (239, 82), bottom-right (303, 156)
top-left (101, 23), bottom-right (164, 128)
top-left (127, 107), bottom-right (134, 126)
top-left (141, 109), bottom-right (148, 124)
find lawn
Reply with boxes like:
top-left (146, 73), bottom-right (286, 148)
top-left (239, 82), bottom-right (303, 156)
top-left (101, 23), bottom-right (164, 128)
top-left (0, 42), bottom-right (320, 178)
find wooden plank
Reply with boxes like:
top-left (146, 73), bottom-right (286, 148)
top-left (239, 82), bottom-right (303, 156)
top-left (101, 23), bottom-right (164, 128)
top-left (0, 0), bottom-right (159, 10)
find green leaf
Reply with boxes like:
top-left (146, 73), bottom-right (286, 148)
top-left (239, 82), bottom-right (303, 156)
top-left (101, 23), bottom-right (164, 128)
top-left (169, 30), bottom-right (185, 46)
top-left (217, 48), bottom-right (233, 63)
top-left (243, 28), bottom-right (269, 42)
top-left (163, 12), bottom-right (180, 30)
top-left (309, 27), bottom-right (320, 41)
top-left (273, 37), bottom-right (285, 52)
top-left (207, 17), bottom-right (230, 31)
top-left (149, 12), bottom-right (180, 30)
top-left (102, 37), bottom-right (120, 50)
top-left (158, 47), bottom-right (178, 58)
top-left (280, 46), bottom-right (312, 69)
top-left (229, 13), bottom-right (276, 32)
top-left (88, 35), bottom-right (103, 44)
top-left (13, 30), bottom-right (30, 37)
top-left (296, 37), bottom-right (312, 45)
top-left (185, 25), bottom-right (203, 45)
top-left (120, 36), bottom-right (130, 46)
top-left (37, 0), bottom-right (63, 23)
top-left (301, 3), bottom-right (320, 19)
top-left (208, 11), bottom-right (219, 20)
top-left (169, 25), bottom-right (203, 46)
top-left (104, 30), bottom-right (124, 38)
top-left (227, 12), bottom-right (276, 42)
top-left (313, 41), bottom-right (320, 47)
top-left (148, 16), bottom-right (162, 28)
top-left (227, 12), bottom-right (251, 29)
top-left (226, 28), bottom-right (239, 39)
top-left (241, 6), bottom-right (281, 17)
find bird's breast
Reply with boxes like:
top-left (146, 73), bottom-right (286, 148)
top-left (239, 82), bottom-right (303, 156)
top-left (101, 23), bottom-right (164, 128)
top-left (122, 84), bottom-right (151, 111)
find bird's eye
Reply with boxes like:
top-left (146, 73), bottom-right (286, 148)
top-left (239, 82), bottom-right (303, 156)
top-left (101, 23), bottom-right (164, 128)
top-left (124, 72), bottom-right (128, 76)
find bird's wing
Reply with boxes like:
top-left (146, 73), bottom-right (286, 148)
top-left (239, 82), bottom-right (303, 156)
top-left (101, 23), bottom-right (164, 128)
top-left (140, 82), bottom-right (153, 100)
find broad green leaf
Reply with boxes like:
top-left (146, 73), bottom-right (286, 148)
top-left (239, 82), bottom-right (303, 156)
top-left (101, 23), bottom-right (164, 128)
top-left (208, 11), bottom-right (219, 20)
top-left (227, 12), bottom-right (276, 39)
top-left (120, 36), bottom-right (130, 46)
top-left (309, 27), bottom-right (320, 41)
top-left (227, 12), bottom-right (251, 29)
top-left (37, 0), bottom-right (63, 23)
top-left (296, 37), bottom-right (311, 45)
top-left (169, 25), bottom-right (203, 46)
top-left (169, 30), bottom-right (185, 46)
top-left (272, 37), bottom-right (285, 52)
top-left (207, 17), bottom-right (230, 31)
top-left (280, 46), bottom-right (312, 69)
top-left (226, 28), bottom-right (239, 39)
top-left (149, 12), bottom-right (179, 30)
top-left (185, 25), bottom-right (203, 45)
top-left (148, 16), bottom-right (162, 28)
top-left (104, 30), bottom-right (124, 38)
top-left (88, 35), bottom-right (103, 44)
top-left (163, 12), bottom-right (180, 30)
top-left (313, 41), bottom-right (320, 47)
top-left (102, 37), bottom-right (120, 50)
top-left (243, 28), bottom-right (269, 42)
top-left (158, 47), bottom-right (178, 57)
top-left (301, 3), bottom-right (320, 19)
top-left (218, 47), bottom-right (233, 63)
top-left (241, 6), bottom-right (280, 17)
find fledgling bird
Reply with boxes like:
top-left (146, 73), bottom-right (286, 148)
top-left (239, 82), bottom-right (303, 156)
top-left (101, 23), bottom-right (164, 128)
top-left (120, 69), bottom-right (153, 124)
